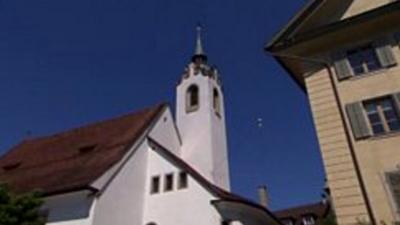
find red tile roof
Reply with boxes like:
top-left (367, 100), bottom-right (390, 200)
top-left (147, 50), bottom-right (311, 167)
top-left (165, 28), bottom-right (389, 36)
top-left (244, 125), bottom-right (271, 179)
top-left (0, 104), bottom-right (166, 195)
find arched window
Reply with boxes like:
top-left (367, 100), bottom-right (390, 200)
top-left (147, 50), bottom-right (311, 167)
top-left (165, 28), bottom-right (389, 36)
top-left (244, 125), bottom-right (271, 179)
top-left (186, 85), bottom-right (199, 113)
top-left (146, 222), bottom-right (157, 225)
top-left (213, 88), bottom-right (221, 116)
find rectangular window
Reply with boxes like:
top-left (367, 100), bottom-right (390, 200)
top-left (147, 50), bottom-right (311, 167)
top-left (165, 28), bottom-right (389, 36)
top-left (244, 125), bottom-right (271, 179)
top-left (164, 173), bottom-right (174, 192)
top-left (364, 97), bottom-right (400, 135)
top-left (347, 45), bottom-right (382, 76)
top-left (178, 172), bottom-right (188, 189)
top-left (387, 171), bottom-right (400, 213)
top-left (150, 176), bottom-right (160, 194)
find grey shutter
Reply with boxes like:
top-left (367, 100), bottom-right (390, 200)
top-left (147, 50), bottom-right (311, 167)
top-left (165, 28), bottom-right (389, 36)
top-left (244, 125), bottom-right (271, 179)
top-left (333, 52), bottom-right (353, 80)
top-left (345, 102), bottom-right (371, 139)
top-left (374, 38), bottom-right (397, 68)
top-left (386, 172), bottom-right (400, 212)
top-left (392, 93), bottom-right (400, 115)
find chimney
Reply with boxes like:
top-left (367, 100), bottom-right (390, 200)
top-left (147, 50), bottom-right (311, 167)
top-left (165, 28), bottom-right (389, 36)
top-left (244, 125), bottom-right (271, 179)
top-left (258, 185), bottom-right (269, 208)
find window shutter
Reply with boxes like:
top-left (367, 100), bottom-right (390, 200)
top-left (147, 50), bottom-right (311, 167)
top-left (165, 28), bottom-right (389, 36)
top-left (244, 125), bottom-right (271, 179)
top-left (333, 52), bottom-right (353, 80)
top-left (386, 172), bottom-right (400, 212)
top-left (374, 38), bottom-right (397, 68)
top-left (392, 93), bottom-right (400, 115)
top-left (345, 102), bottom-right (371, 139)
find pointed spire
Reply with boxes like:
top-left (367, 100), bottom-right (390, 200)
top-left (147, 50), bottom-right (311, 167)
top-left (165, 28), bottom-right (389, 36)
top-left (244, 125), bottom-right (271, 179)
top-left (192, 24), bottom-right (208, 63)
top-left (195, 25), bottom-right (205, 56)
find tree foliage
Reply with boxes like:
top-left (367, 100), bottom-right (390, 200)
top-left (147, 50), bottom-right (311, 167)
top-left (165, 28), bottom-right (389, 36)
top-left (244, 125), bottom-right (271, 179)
top-left (0, 185), bottom-right (45, 225)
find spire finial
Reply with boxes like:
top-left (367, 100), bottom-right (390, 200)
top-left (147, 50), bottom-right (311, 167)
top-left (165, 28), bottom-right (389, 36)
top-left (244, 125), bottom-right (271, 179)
top-left (195, 24), bottom-right (205, 56)
top-left (192, 24), bottom-right (207, 63)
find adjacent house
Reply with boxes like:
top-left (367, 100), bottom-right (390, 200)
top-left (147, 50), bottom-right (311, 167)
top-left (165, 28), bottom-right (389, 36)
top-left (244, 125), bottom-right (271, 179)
top-left (275, 202), bottom-right (330, 225)
top-left (266, 1), bottom-right (400, 225)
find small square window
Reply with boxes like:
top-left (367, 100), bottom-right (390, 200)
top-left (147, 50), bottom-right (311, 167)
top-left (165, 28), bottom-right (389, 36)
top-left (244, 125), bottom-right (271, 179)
top-left (164, 173), bottom-right (174, 192)
top-left (178, 172), bottom-right (188, 189)
top-left (150, 176), bottom-right (160, 194)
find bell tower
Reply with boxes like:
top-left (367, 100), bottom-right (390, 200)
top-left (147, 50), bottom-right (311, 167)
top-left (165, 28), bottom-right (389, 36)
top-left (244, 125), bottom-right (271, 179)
top-left (176, 26), bottom-right (230, 190)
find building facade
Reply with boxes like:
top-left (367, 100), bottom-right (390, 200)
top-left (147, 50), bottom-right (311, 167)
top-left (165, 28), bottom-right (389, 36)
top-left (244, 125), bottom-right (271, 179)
top-left (266, 1), bottom-right (400, 225)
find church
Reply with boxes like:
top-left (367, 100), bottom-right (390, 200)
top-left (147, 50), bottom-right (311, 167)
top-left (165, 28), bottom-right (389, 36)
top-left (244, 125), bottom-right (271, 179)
top-left (0, 27), bottom-right (281, 225)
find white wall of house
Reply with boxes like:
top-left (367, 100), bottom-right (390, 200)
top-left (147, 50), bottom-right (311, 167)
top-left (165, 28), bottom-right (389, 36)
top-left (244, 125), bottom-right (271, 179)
top-left (91, 140), bottom-right (149, 225)
top-left (45, 190), bottom-right (96, 225)
top-left (143, 148), bottom-right (223, 225)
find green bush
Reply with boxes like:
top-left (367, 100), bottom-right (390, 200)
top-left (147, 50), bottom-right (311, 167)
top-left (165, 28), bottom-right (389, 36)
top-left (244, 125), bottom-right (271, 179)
top-left (0, 184), bottom-right (45, 225)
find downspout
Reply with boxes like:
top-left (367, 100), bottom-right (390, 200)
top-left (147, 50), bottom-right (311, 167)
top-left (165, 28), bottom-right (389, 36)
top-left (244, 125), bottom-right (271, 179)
top-left (265, 52), bottom-right (377, 225)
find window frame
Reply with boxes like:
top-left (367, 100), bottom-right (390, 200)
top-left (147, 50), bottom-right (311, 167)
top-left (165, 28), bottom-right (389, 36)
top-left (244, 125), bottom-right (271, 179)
top-left (213, 88), bottom-right (221, 117)
top-left (346, 44), bottom-right (383, 76)
top-left (164, 173), bottom-right (174, 192)
top-left (150, 175), bottom-right (161, 194)
top-left (363, 97), bottom-right (400, 136)
top-left (186, 84), bottom-right (200, 113)
top-left (178, 171), bottom-right (188, 189)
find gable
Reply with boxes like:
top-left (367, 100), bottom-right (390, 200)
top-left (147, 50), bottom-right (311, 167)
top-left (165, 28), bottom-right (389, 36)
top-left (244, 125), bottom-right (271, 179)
top-left (148, 107), bottom-right (181, 156)
top-left (0, 103), bottom-right (165, 195)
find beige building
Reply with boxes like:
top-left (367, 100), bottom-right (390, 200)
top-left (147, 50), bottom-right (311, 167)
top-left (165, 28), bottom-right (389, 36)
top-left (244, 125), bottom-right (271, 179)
top-left (265, 1), bottom-right (400, 225)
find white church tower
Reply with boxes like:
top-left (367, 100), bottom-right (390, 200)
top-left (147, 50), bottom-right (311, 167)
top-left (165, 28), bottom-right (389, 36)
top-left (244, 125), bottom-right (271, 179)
top-left (176, 26), bottom-right (230, 190)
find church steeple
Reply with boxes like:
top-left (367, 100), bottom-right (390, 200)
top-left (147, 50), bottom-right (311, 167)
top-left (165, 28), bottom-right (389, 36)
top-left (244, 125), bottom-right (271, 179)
top-left (176, 26), bottom-right (230, 190)
top-left (192, 25), bottom-right (208, 63)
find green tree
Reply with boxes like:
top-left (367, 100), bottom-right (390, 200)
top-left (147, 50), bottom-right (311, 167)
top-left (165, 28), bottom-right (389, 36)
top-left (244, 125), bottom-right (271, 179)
top-left (0, 184), bottom-right (45, 225)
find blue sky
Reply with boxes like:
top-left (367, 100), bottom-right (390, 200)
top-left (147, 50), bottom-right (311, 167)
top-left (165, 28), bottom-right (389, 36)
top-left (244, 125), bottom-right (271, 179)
top-left (0, 0), bottom-right (325, 210)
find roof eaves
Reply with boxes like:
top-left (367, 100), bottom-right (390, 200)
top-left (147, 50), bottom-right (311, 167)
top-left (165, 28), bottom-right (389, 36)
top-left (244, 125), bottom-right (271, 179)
top-left (268, 1), bottom-right (400, 52)
top-left (211, 199), bottom-right (284, 225)
top-left (265, 0), bottom-right (324, 51)
top-left (43, 185), bottom-right (99, 197)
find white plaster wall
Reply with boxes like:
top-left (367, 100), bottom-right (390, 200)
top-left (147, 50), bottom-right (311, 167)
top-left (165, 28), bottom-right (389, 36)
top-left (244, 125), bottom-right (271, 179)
top-left (176, 63), bottom-right (230, 189)
top-left (91, 140), bottom-right (149, 225)
top-left (148, 107), bottom-right (181, 156)
top-left (143, 148), bottom-right (223, 225)
top-left (45, 191), bottom-right (95, 225)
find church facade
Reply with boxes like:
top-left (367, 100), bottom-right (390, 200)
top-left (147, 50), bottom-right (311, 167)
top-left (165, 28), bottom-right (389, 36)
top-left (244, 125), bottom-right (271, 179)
top-left (0, 28), bottom-right (280, 225)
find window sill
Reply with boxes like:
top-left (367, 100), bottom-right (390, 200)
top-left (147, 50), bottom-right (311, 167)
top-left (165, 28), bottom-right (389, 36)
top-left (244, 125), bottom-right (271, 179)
top-left (348, 67), bottom-right (390, 81)
top-left (368, 130), bottom-right (400, 141)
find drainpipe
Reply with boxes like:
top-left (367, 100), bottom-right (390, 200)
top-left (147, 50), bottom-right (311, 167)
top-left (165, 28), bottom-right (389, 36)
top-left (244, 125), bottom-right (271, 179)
top-left (265, 51), bottom-right (377, 225)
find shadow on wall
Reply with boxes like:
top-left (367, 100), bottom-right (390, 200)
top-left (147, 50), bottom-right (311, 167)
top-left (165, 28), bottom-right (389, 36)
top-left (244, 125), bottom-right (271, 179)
top-left (43, 191), bottom-right (94, 223)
